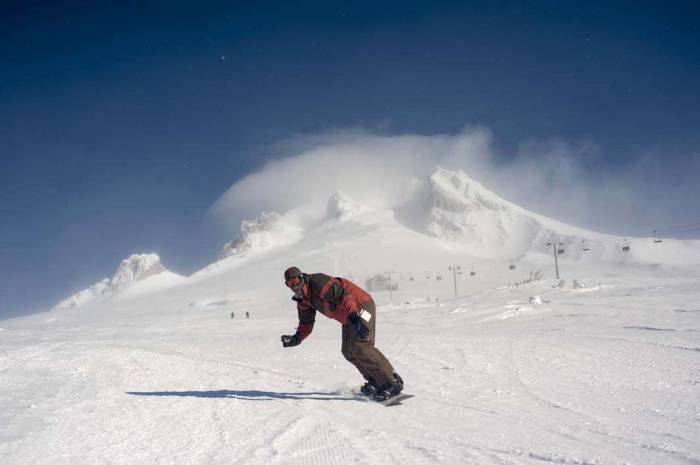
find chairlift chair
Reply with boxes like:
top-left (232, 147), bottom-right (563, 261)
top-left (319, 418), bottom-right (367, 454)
top-left (652, 230), bottom-right (663, 243)
top-left (622, 239), bottom-right (630, 253)
top-left (470, 267), bottom-right (476, 276)
top-left (508, 261), bottom-right (516, 270)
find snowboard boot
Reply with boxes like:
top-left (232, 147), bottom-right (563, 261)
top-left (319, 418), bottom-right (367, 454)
top-left (359, 377), bottom-right (379, 396)
top-left (371, 377), bottom-right (403, 402)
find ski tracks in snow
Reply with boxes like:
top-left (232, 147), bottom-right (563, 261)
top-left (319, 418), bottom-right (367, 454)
top-left (3, 276), bottom-right (700, 464)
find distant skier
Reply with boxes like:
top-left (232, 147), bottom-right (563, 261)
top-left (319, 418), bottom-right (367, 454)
top-left (280, 266), bottom-right (403, 402)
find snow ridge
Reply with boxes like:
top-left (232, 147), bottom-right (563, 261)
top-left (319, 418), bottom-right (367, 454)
top-left (420, 168), bottom-right (535, 243)
top-left (110, 253), bottom-right (165, 291)
top-left (51, 167), bottom-right (700, 311)
top-left (53, 253), bottom-right (167, 310)
top-left (221, 211), bottom-right (286, 258)
top-left (53, 279), bottom-right (110, 311)
top-left (325, 190), bottom-right (362, 221)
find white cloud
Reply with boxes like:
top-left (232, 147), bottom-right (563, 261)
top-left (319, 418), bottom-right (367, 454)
top-left (210, 126), bottom-right (493, 226)
top-left (211, 126), bottom-right (700, 238)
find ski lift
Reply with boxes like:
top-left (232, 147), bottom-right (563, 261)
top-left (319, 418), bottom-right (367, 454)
top-left (557, 241), bottom-right (565, 255)
top-left (436, 272), bottom-right (442, 281)
top-left (653, 230), bottom-right (663, 243)
top-left (581, 240), bottom-right (590, 252)
top-left (470, 267), bottom-right (476, 276)
top-left (508, 261), bottom-right (516, 270)
top-left (425, 272), bottom-right (431, 279)
top-left (409, 274), bottom-right (415, 281)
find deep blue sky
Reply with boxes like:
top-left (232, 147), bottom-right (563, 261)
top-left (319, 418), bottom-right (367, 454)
top-left (2, 0), bottom-right (699, 318)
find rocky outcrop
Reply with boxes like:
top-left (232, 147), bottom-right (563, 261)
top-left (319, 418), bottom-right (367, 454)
top-left (221, 212), bottom-right (285, 258)
top-left (53, 253), bottom-right (168, 310)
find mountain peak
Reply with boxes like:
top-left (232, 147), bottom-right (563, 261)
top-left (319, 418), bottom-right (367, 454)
top-left (427, 167), bottom-right (505, 212)
top-left (221, 211), bottom-right (304, 260)
top-left (408, 167), bottom-right (537, 245)
top-left (325, 190), bottom-right (362, 221)
top-left (53, 253), bottom-right (169, 310)
top-left (221, 211), bottom-right (284, 258)
top-left (110, 253), bottom-right (165, 291)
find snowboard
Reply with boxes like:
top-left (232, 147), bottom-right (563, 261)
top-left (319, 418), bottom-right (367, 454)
top-left (376, 393), bottom-right (414, 407)
top-left (351, 389), bottom-right (414, 406)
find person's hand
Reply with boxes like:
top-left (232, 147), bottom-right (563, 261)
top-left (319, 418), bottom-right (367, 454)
top-left (281, 334), bottom-right (301, 347)
top-left (347, 313), bottom-right (370, 341)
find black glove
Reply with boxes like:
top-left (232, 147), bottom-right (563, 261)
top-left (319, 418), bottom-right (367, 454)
top-left (281, 334), bottom-right (301, 347)
top-left (347, 312), bottom-right (370, 341)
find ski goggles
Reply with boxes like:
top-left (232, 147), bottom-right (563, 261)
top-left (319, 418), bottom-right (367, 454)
top-left (285, 276), bottom-right (302, 288)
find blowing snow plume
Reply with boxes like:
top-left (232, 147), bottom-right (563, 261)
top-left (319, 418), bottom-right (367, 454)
top-left (211, 127), bottom-right (700, 240)
top-left (210, 127), bottom-right (495, 229)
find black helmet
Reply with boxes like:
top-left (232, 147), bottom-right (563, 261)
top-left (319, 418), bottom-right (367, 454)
top-left (284, 266), bottom-right (304, 293)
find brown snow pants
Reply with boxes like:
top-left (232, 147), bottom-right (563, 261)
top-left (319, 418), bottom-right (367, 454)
top-left (341, 299), bottom-right (395, 387)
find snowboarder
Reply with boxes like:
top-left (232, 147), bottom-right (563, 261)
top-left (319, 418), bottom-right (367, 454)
top-left (280, 266), bottom-right (404, 402)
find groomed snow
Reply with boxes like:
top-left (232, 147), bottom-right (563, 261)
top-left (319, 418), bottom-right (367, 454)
top-left (1, 274), bottom-right (699, 464)
top-left (2, 169), bottom-right (698, 464)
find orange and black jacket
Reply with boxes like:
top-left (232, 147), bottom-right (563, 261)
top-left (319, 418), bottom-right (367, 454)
top-left (293, 273), bottom-right (371, 341)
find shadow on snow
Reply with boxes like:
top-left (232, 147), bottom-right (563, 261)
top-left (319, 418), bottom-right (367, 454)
top-left (126, 389), bottom-right (359, 401)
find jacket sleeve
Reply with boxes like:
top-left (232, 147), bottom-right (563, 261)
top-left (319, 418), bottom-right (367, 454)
top-left (321, 278), bottom-right (358, 324)
top-left (293, 297), bottom-right (315, 341)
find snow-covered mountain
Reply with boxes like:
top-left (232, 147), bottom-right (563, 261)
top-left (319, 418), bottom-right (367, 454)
top-left (51, 279), bottom-right (111, 311)
top-left (221, 166), bottom-right (600, 264)
top-left (396, 168), bottom-right (620, 259)
top-left (325, 190), bottom-right (363, 222)
top-left (109, 253), bottom-right (166, 291)
top-left (221, 211), bottom-right (286, 258)
top-left (417, 167), bottom-right (559, 243)
top-left (53, 253), bottom-right (184, 310)
top-left (211, 167), bottom-right (698, 273)
top-left (219, 210), bottom-right (304, 263)
top-left (53, 167), bottom-right (700, 311)
top-left (5, 167), bottom-right (700, 465)
top-left (405, 169), bottom-right (700, 265)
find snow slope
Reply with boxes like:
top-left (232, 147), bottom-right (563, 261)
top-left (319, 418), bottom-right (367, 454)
top-left (2, 168), bottom-right (699, 464)
top-left (53, 253), bottom-right (185, 311)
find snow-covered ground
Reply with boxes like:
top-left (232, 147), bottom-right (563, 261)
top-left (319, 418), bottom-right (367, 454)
top-left (2, 274), bottom-right (699, 464)
top-left (2, 169), bottom-right (699, 464)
